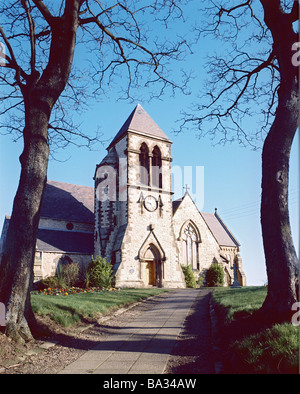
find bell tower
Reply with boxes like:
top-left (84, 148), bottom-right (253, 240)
top-left (94, 104), bottom-right (185, 288)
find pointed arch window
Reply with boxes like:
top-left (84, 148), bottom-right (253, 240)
top-left (181, 223), bottom-right (199, 270)
top-left (139, 143), bottom-right (149, 185)
top-left (152, 146), bottom-right (162, 189)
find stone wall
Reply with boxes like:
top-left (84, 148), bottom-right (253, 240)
top-left (173, 193), bottom-right (222, 272)
top-left (34, 251), bottom-right (91, 282)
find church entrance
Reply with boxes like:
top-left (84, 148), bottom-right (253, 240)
top-left (145, 260), bottom-right (156, 286)
top-left (142, 244), bottom-right (162, 287)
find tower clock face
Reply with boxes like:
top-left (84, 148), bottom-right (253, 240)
top-left (144, 195), bottom-right (157, 212)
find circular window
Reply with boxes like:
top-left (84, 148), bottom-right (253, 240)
top-left (66, 222), bottom-right (74, 230)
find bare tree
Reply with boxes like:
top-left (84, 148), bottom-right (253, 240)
top-left (0, 0), bottom-right (189, 343)
top-left (182, 0), bottom-right (299, 322)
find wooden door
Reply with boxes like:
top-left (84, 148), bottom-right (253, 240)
top-left (146, 260), bottom-right (155, 285)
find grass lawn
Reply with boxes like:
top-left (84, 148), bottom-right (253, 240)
top-left (31, 288), bottom-right (167, 327)
top-left (211, 286), bottom-right (299, 374)
top-left (212, 286), bottom-right (268, 321)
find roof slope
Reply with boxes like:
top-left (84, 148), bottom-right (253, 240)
top-left (36, 228), bottom-right (93, 254)
top-left (201, 212), bottom-right (240, 248)
top-left (107, 104), bottom-right (170, 149)
top-left (40, 180), bottom-right (94, 223)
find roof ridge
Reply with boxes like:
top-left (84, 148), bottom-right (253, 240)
top-left (47, 180), bottom-right (93, 190)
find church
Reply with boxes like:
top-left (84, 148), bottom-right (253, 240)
top-left (0, 105), bottom-right (246, 288)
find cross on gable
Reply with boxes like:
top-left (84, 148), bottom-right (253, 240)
top-left (184, 184), bottom-right (190, 194)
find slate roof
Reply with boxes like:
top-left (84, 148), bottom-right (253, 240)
top-left (36, 228), bottom-right (94, 254)
top-left (107, 104), bottom-right (170, 150)
top-left (201, 212), bottom-right (240, 248)
top-left (172, 198), bottom-right (182, 215)
top-left (40, 180), bottom-right (94, 223)
top-left (0, 216), bottom-right (94, 254)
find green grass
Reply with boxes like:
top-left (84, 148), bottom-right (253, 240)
top-left (231, 322), bottom-right (299, 374)
top-left (211, 286), bottom-right (299, 374)
top-left (212, 286), bottom-right (268, 321)
top-left (31, 288), bottom-right (167, 327)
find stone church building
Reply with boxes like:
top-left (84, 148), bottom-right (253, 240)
top-left (0, 105), bottom-right (246, 288)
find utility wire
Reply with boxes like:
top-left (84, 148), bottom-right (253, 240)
top-left (219, 189), bottom-right (298, 222)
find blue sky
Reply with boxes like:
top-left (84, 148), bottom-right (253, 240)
top-left (0, 1), bottom-right (299, 286)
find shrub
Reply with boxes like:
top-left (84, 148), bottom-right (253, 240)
top-left (206, 262), bottom-right (224, 287)
top-left (181, 264), bottom-right (197, 288)
top-left (87, 256), bottom-right (114, 289)
top-left (197, 271), bottom-right (206, 287)
top-left (37, 275), bottom-right (60, 290)
top-left (62, 262), bottom-right (80, 287)
top-left (56, 261), bottom-right (80, 287)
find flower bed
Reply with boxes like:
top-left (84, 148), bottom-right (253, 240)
top-left (36, 286), bottom-right (119, 296)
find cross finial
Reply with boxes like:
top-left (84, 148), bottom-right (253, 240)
top-left (184, 184), bottom-right (190, 194)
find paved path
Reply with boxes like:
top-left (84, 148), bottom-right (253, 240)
top-left (58, 289), bottom-right (205, 374)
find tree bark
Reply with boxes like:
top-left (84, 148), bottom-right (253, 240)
top-left (0, 1), bottom-right (80, 342)
top-left (260, 82), bottom-right (299, 322)
top-left (259, 0), bottom-right (299, 322)
top-left (0, 105), bottom-right (50, 343)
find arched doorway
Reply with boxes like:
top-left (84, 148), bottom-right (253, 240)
top-left (142, 244), bottom-right (162, 287)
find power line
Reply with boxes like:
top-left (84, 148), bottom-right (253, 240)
top-left (220, 187), bottom-right (298, 216)
top-left (221, 209), bottom-right (260, 221)
top-left (220, 196), bottom-right (298, 222)
top-left (220, 200), bottom-right (260, 215)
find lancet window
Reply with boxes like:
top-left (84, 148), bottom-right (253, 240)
top-left (151, 146), bottom-right (162, 189)
top-left (181, 223), bottom-right (199, 270)
top-left (139, 143), bottom-right (149, 185)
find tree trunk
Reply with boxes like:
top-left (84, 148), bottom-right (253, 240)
top-left (0, 2), bottom-right (80, 343)
top-left (0, 105), bottom-right (50, 344)
top-left (260, 79), bottom-right (299, 323)
top-left (258, 0), bottom-right (299, 323)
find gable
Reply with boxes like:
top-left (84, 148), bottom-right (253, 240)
top-left (173, 193), bottom-right (201, 221)
top-left (173, 193), bottom-right (239, 248)
top-left (172, 193), bottom-right (218, 247)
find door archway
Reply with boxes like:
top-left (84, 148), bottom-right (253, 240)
top-left (142, 244), bottom-right (162, 287)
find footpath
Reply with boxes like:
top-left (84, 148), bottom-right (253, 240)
top-left (58, 288), bottom-right (211, 374)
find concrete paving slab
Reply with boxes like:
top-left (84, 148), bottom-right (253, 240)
top-left (58, 289), bottom-right (200, 375)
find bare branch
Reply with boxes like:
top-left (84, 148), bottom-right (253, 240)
top-left (218, 1), bottom-right (251, 16)
top-left (21, 0), bottom-right (36, 74)
top-left (31, 0), bottom-right (54, 25)
top-left (0, 25), bottom-right (27, 86)
top-left (178, 0), bottom-right (286, 148)
top-left (1, 0), bottom-right (190, 149)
